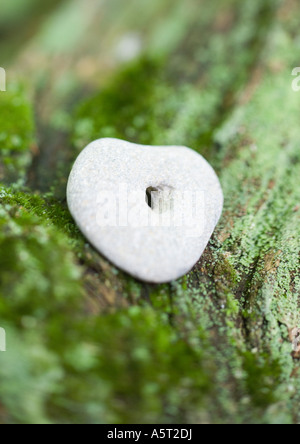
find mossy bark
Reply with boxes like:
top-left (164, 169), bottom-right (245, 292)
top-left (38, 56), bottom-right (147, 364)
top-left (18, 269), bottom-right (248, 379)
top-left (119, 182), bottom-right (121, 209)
top-left (0, 0), bottom-right (300, 424)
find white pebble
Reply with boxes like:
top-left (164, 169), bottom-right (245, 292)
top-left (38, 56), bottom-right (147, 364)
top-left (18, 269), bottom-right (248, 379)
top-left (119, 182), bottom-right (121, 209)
top-left (67, 138), bottom-right (223, 283)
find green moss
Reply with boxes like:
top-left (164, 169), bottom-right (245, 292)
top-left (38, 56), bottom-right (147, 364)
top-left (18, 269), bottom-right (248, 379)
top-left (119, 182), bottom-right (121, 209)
top-left (0, 198), bottom-right (215, 424)
top-left (0, 189), bottom-right (212, 423)
top-left (1, 0), bottom-right (300, 425)
top-left (0, 201), bottom-right (83, 423)
top-left (73, 0), bottom-right (278, 158)
top-left (1, 186), bottom-right (291, 424)
top-left (73, 58), bottom-right (164, 149)
top-left (0, 185), bottom-right (82, 245)
top-left (241, 352), bottom-right (282, 409)
top-left (69, 3), bottom-right (300, 420)
top-left (53, 307), bottom-right (215, 424)
top-left (203, 0), bottom-right (300, 422)
top-left (0, 84), bottom-right (35, 183)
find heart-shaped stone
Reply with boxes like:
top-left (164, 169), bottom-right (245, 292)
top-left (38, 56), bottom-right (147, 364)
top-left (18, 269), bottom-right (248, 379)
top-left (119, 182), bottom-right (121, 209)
top-left (67, 138), bottom-right (223, 283)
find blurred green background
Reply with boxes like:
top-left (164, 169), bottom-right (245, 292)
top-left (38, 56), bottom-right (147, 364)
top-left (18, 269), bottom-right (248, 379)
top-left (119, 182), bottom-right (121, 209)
top-left (0, 0), bottom-right (300, 424)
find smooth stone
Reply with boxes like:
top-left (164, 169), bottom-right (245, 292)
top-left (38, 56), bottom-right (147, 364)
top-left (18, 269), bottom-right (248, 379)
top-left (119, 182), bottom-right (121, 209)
top-left (67, 138), bottom-right (223, 283)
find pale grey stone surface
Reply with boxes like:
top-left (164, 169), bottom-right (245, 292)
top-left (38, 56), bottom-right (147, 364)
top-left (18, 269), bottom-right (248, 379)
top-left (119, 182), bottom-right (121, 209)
top-left (67, 138), bottom-right (223, 283)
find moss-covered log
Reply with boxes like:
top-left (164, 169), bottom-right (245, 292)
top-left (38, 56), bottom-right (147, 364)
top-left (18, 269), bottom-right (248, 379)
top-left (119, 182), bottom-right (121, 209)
top-left (0, 0), bottom-right (300, 424)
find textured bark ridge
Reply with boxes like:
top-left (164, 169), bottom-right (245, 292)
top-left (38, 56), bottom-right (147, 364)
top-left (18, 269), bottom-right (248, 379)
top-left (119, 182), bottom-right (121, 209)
top-left (0, 0), bottom-right (299, 424)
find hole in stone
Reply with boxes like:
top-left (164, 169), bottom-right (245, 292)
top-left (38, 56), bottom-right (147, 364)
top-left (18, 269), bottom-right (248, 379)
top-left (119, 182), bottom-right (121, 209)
top-left (145, 185), bottom-right (175, 214)
top-left (146, 186), bottom-right (159, 210)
